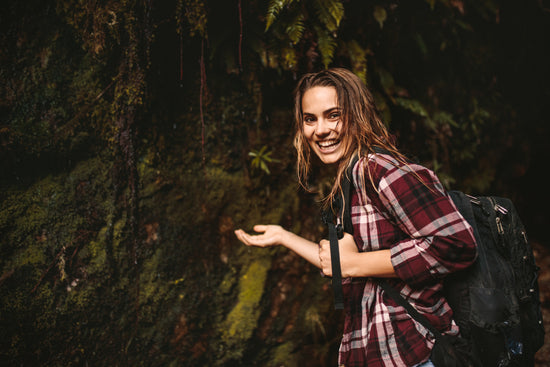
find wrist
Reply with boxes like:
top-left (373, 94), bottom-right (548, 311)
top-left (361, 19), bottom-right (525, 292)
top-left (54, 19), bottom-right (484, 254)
top-left (277, 226), bottom-right (290, 247)
top-left (342, 252), bottom-right (360, 278)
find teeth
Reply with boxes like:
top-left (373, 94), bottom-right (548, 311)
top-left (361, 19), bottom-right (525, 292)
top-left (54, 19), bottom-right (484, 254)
top-left (318, 140), bottom-right (338, 148)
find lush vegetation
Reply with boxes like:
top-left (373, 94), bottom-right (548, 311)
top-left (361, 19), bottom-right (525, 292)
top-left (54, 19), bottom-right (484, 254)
top-left (1, 0), bottom-right (548, 365)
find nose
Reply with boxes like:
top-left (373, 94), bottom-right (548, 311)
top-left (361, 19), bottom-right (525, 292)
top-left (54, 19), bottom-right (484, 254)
top-left (315, 118), bottom-right (333, 136)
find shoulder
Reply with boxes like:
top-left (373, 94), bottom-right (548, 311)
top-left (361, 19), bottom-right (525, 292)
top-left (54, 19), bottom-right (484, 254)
top-left (350, 151), bottom-right (413, 182)
top-left (351, 152), bottom-right (442, 193)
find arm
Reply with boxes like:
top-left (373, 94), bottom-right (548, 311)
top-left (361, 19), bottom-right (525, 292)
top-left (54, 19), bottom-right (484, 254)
top-left (318, 233), bottom-right (397, 278)
top-left (375, 161), bottom-right (478, 286)
top-left (235, 225), bottom-right (397, 278)
top-left (234, 225), bottom-right (321, 268)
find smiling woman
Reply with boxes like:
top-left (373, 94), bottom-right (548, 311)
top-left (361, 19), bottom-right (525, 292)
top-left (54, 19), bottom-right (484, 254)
top-left (301, 86), bottom-right (344, 165)
top-left (292, 68), bottom-right (404, 207)
top-left (235, 68), bottom-right (479, 367)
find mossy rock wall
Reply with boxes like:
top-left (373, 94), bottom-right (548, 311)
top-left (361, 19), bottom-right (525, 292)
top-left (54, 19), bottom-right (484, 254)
top-left (0, 145), bottom-right (343, 366)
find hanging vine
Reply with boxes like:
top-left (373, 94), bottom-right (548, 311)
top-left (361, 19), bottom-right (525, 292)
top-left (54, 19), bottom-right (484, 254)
top-left (176, 0), bottom-right (208, 173)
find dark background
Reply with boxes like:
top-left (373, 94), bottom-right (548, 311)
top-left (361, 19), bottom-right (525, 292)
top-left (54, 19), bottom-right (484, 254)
top-left (1, 1), bottom-right (548, 365)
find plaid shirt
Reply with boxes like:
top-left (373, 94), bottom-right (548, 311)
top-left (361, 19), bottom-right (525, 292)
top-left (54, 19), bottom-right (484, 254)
top-left (338, 153), bottom-right (477, 367)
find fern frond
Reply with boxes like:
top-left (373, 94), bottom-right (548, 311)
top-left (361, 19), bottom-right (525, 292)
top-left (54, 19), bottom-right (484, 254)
top-left (265, 0), bottom-right (296, 31)
top-left (286, 13), bottom-right (305, 44)
top-left (432, 111), bottom-right (458, 128)
top-left (312, 0), bottom-right (344, 32)
top-left (346, 40), bottom-right (367, 84)
top-left (395, 97), bottom-right (429, 118)
top-left (315, 26), bottom-right (337, 68)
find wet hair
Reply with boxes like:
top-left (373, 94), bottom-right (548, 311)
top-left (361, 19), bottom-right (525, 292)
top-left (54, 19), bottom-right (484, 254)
top-left (293, 68), bottom-right (403, 207)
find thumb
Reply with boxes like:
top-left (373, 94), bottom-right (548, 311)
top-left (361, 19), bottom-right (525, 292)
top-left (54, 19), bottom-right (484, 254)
top-left (253, 224), bottom-right (268, 233)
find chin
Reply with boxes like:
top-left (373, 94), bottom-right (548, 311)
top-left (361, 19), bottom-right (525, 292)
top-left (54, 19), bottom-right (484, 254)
top-left (316, 152), bottom-right (343, 165)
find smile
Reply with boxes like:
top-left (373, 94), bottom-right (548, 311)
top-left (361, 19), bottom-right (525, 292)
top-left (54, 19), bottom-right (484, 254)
top-left (317, 139), bottom-right (340, 150)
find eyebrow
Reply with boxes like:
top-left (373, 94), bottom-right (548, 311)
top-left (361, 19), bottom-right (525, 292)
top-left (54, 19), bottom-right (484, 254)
top-left (302, 107), bottom-right (341, 116)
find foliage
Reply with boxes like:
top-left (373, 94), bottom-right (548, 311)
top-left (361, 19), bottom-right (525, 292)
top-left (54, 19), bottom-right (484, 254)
top-left (249, 145), bottom-right (279, 175)
top-left (0, 0), bottom-right (548, 365)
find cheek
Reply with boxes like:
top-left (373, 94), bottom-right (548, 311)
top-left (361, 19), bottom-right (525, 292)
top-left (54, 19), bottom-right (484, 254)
top-left (302, 125), bottom-right (315, 140)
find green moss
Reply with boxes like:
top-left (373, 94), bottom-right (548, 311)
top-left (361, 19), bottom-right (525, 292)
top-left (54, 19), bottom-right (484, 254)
top-left (138, 248), bottom-right (172, 322)
top-left (219, 256), bottom-right (271, 361)
top-left (269, 341), bottom-right (299, 367)
top-left (218, 269), bottom-right (238, 295)
top-left (111, 217), bottom-right (127, 255)
top-left (88, 226), bottom-right (109, 265)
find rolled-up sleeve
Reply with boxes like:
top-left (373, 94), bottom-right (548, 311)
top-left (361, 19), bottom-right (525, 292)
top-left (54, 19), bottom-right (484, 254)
top-left (378, 163), bottom-right (477, 287)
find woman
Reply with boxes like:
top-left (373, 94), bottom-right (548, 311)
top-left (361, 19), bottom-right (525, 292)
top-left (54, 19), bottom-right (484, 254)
top-left (234, 68), bottom-right (477, 367)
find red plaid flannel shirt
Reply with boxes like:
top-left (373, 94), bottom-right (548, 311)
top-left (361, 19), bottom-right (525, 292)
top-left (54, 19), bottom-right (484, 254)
top-left (338, 153), bottom-right (477, 367)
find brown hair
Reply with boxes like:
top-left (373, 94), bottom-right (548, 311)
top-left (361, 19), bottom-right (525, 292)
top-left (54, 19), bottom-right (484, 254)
top-left (293, 68), bottom-right (405, 207)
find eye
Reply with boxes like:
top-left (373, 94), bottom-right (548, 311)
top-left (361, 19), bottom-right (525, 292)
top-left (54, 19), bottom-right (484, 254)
top-left (303, 115), bottom-right (315, 124)
top-left (328, 112), bottom-right (340, 119)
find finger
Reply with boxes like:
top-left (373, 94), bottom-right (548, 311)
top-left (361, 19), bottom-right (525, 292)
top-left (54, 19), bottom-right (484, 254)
top-left (321, 261), bottom-right (332, 277)
top-left (234, 229), bottom-right (252, 245)
top-left (318, 242), bottom-right (332, 276)
top-left (253, 224), bottom-right (268, 233)
top-left (236, 230), bottom-right (272, 247)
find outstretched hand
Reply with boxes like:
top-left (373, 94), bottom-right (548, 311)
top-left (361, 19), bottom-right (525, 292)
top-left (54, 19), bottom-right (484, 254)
top-left (234, 225), bottom-right (285, 248)
top-left (319, 232), bottom-right (359, 277)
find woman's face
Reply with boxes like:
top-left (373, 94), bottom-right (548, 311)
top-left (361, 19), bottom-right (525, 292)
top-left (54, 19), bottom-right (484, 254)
top-left (301, 86), bottom-right (344, 165)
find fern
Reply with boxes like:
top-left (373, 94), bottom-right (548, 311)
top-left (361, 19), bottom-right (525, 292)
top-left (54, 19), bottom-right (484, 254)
top-left (316, 26), bottom-right (337, 68)
top-left (286, 13), bottom-right (305, 44)
top-left (394, 97), bottom-right (429, 118)
top-left (432, 111), bottom-right (458, 128)
top-left (346, 40), bottom-right (368, 84)
top-left (265, 0), bottom-right (296, 31)
top-left (312, 0), bottom-right (344, 33)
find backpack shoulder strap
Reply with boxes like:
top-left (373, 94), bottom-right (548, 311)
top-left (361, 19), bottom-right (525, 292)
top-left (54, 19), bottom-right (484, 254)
top-left (325, 154), bottom-right (359, 310)
top-left (340, 154), bottom-right (359, 234)
top-left (448, 191), bottom-right (483, 247)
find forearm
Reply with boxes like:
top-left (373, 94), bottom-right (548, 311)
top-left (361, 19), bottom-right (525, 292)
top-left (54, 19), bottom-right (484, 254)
top-left (319, 234), bottom-right (397, 278)
top-left (280, 230), bottom-right (322, 269)
top-left (342, 249), bottom-right (397, 278)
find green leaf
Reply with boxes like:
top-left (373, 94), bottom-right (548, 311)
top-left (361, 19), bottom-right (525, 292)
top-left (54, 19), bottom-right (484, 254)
top-left (395, 97), bottom-right (429, 118)
top-left (433, 111), bottom-right (458, 128)
top-left (346, 40), bottom-right (368, 84)
top-left (373, 6), bottom-right (387, 29)
top-left (286, 13), bottom-right (306, 44)
top-left (265, 0), bottom-right (296, 31)
top-left (313, 0), bottom-right (344, 33)
top-left (248, 146), bottom-right (278, 175)
top-left (377, 68), bottom-right (396, 96)
top-left (316, 26), bottom-right (337, 68)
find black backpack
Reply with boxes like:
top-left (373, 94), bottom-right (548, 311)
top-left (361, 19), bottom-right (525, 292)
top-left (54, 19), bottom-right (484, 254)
top-left (444, 191), bottom-right (544, 366)
top-left (324, 155), bottom-right (545, 367)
